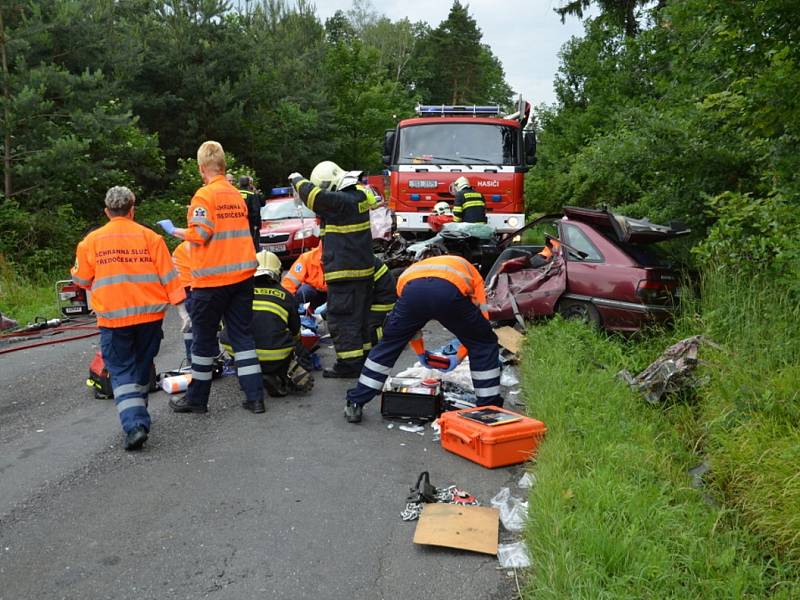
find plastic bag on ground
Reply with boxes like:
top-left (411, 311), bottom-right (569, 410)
top-left (518, 472), bottom-right (536, 489)
top-left (490, 487), bottom-right (528, 532)
top-left (497, 541), bottom-right (531, 568)
top-left (395, 357), bottom-right (474, 391)
top-left (500, 365), bottom-right (520, 387)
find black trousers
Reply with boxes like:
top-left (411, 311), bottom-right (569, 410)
top-left (327, 278), bottom-right (373, 372)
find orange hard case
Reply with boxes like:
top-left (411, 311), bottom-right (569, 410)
top-left (439, 406), bottom-right (547, 468)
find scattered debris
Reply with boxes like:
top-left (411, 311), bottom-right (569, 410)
top-left (617, 335), bottom-right (719, 404)
top-left (517, 472), bottom-right (536, 489)
top-left (497, 541), bottom-right (531, 568)
top-left (495, 326), bottom-right (524, 356)
top-left (398, 424), bottom-right (425, 435)
top-left (401, 471), bottom-right (479, 521)
top-left (490, 487), bottom-right (528, 532)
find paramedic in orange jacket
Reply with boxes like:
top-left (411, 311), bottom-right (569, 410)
top-left (72, 186), bottom-right (188, 451)
top-left (343, 255), bottom-right (500, 423)
top-left (281, 244), bottom-right (328, 310)
top-left (157, 140), bottom-right (265, 415)
top-left (172, 241), bottom-right (193, 363)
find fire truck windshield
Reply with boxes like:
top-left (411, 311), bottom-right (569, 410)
top-left (396, 122), bottom-right (518, 165)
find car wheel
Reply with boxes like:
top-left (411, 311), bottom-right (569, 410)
top-left (557, 299), bottom-right (601, 327)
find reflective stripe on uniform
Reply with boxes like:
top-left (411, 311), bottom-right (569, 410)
top-left (337, 348), bottom-right (364, 359)
top-left (72, 274), bottom-right (92, 287)
top-left (402, 263), bottom-right (473, 291)
top-left (192, 354), bottom-right (216, 366)
top-left (375, 326), bottom-right (383, 341)
top-left (116, 397), bottom-right (146, 413)
top-left (474, 385), bottom-right (501, 398)
top-left (478, 303), bottom-right (488, 311)
top-left (285, 272), bottom-right (302, 286)
top-left (365, 358), bottom-right (391, 374)
top-left (462, 200), bottom-right (485, 210)
top-left (183, 332), bottom-right (193, 340)
top-left (237, 364), bottom-right (262, 376)
top-left (191, 369), bottom-right (213, 381)
top-left (196, 228), bottom-right (213, 242)
top-left (256, 347), bottom-right (293, 361)
top-left (114, 383), bottom-right (146, 398)
top-left (94, 303), bottom-right (168, 320)
top-left (471, 367), bottom-right (501, 380)
top-left (235, 349), bottom-right (258, 361)
top-left (192, 260), bottom-right (258, 279)
top-left (324, 221), bottom-right (371, 234)
top-left (373, 264), bottom-right (388, 280)
top-left (92, 273), bottom-right (161, 291)
top-left (252, 300), bottom-right (289, 322)
top-left (212, 229), bottom-right (252, 241)
top-left (160, 269), bottom-right (178, 286)
top-left (325, 266), bottom-right (375, 282)
top-left (191, 216), bottom-right (215, 229)
top-left (358, 374), bottom-right (385, 390)
top-left (307, 186), bottom-right (320, 211)
top-left (370, 303), bottom-right (394, 312)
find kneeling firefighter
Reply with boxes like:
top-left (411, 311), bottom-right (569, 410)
top-left (343, 255), bottom-right (501, 423)
top-left (221, 251), bottom-right (312, 396)
top-left (289, 162), bottom-right (376, 378)
top-left (369, 256), bottom-right (397, 346)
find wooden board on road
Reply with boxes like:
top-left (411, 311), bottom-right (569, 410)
top-left (413, 504), bottom-right (499, 555)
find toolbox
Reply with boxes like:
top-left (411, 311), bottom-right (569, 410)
top-left (439, 405), bottom-right (547, 468)
top-left (381, 378), bottom-right (442, 421)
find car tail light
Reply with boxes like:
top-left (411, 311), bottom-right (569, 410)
top-left (636, 279), bottom-right (678, 305)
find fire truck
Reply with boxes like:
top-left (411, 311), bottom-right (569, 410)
top-left (382, 100), bottom-right (537, 234)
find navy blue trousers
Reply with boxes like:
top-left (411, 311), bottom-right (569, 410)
top-left (182, 289), bottom-right (193, 365)
top-left (100, 320), bottom-right (163, 434)
top-left (186, 277), bottom-right (263, 407)
top-left (346, 278), bottom-right (501, 407)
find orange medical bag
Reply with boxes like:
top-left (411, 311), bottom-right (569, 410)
top-left (439, 406), bottom-right (547, 468)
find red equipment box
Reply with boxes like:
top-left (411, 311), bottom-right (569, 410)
top-left (439, 406), bottom-right (547, 468)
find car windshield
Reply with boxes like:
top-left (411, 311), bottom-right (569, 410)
top-left (396, 123), bottom-right (518, 165)
top-left (260, 199), bottom-right (315, 221)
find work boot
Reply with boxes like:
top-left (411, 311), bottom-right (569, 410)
top-left (344, 400), bottom-right (363, 423)
top-left (242, 399), bottom-right (266, 414)
top-left (323, 366), bottom-right (360, 379)
top-left (124, 425), bottom-right (148, 451)
top-left (169, 395), bottom-right (208, 414)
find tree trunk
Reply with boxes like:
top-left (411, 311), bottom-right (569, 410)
top-left (0, 7), bottom-right (11, 201)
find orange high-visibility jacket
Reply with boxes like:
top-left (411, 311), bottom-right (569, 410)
top-left (71, 217), bottom-right (186, 328)
top-left (281, 245), bottom-right (328, 294)
top-left (184, 175), bottom-right (257, 288)
top-left (397, 255), bottom-right (488, 360)
top-left (172, 240), bottom-right (193, 289)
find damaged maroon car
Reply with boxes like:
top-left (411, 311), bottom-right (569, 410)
top-left (485, 206), bottom-right (689, 333)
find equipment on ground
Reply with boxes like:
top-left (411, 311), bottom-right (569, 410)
top-left (56, 280), bottom-right (90, 316)
top-left (87, 351), bottom-right (158, 400)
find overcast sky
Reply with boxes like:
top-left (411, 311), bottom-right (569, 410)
top-left (307, 0), bottom-right (588, 106)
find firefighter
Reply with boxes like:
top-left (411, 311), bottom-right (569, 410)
top-left (369, 256), bottom-right (397, 346)
top-left (281, 244), bottom-right (328, 311)
top-left (238, 175), bottom-right (263, 251)
top-left (220, 251), bottom-right (305, 397)
top-left (343, 255), bottom-right (501, 423)
top-left (288, 162), bottom-right (376, 379)
top-left (72, 186), bottom-right (188, 450)
top-left (428, 201), bottom-right (454, 233)
top-left (172, 240), bottom-right (193, 364)
top-left (157, 140), bottom-right (265, 415)
top-left (451, 176), bottom-right (487, 224)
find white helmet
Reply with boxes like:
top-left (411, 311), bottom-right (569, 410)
top-left (449, 176), bottom-right (470, 195)
top-left (310, 161), bottom-right (345, 191)
top-left (433, 201), bottom-right (452, 216)
top-left (254, 250), bottom-right (282, 280)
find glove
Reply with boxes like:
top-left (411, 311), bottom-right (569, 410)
top-left (176, 302), bottom-right (191, 333)
top-left (416, 352), bottom-right (432, 368)
top-left (288, 172), bottom-right (303, 186)
top-left (157, 219), bottom-right (176, 235)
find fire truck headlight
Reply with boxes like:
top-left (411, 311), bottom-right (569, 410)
top-left (507, 216), bottom-right (520, 228)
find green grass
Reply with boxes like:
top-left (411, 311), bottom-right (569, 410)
top-left (518, 272), bottom-right (800, 597)
top-left (0, 257), bottom-right (64, 326)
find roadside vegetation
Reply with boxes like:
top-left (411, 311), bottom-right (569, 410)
top-left (520, 272), bottom-right (800, 598)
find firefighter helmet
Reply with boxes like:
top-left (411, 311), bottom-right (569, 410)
top-left (433, 201), bottom-right (452, 216)
top-left (449, 176), bottom-right (470, 195)
top-left (255, 250), bottom-right (282, 280)
top-left (310, 161), bottom-right (345, 191)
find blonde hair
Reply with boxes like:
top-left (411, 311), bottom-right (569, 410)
top-left (197, 141), bottom-right (226, 174)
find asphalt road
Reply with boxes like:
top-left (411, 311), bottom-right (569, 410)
top-left (0, 312), bottom-right (524, 600)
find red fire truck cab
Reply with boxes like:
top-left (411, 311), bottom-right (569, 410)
top-left (382, 102), bottom-right (537, 234)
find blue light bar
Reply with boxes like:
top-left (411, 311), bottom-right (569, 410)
top-left (410, 193), bottom-right (421, 201)
top-left (415, 104), bottom-right (501, 117)
top-left (271, 186), bottom-right (292, 197)
top-left (491, 194), bottom-right (501, 202)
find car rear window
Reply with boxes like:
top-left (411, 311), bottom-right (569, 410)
top-left (615, 240), bottom-right (672, 267)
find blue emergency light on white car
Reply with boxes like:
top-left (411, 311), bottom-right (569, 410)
top-left (415, 104), bottom-right (501, 117)
top-left (270, 186), bottom-right (292, 197)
